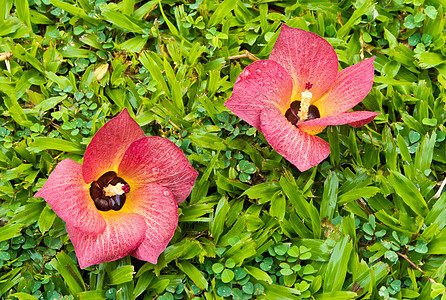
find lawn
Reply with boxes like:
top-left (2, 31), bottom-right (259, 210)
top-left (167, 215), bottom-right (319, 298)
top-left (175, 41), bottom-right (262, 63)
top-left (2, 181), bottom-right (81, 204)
top-left (1, 0), bottom-right (446, 299)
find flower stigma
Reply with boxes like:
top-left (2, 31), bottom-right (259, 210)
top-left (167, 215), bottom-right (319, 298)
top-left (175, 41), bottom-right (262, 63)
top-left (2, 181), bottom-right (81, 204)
top-left (297, 82), bottom-right (313, 121)
top-left (122, 184), bottom-right (130, 193)
top-left (103, 182), bottom-right (126, 197)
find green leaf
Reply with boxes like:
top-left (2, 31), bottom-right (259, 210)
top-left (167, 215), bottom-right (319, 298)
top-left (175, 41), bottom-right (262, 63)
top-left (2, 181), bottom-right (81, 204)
top-left (347, 261), bottom-right (389, 295)
top-left (9, 293), bottom-right (38, 300)
top-left (287, 246), bottom-right (300, 257)
top-left (239, 160), bottom-right (256, 174)
top-left (384, 28), bottom-right (397, 49)
top-left (279, 176), bottom-right (310, 219)
top-left (30, 10), bottom-right (54, 24)
top-left (337, 1), bottom-right (374, 38)
top-left (388, 171), bottom-right (428, 217)
top-left (314, 291), bottom-right (357, 299)
top-left (234, 267), bottom-right (248, 281)
top-left (50, 0), bottom-right (98, 24)
top-left (431, 282), bottom-right (446, 299)
top-left (32, 95), bottom-right (67, 112)
top-left (260, 283), bottom-right (300, 299)
top-left (210, 196), bottom-right (229, 243)
top-left (15, 0), bottom-right (31, 27)
top-left (243, 282), bottom-right (254, 294)
top-left (408, 33), bottom-right (421, 46)
top-left (402, 113), bottom-right (425, 134)
top-left (309, 202), bottom-right (321, 239)
top-left (404, 15), bottom-right (416, 29)
top-left (189, 151), bottom-right (220, 204)
top-left (426, 193), bottom-right (446, 226)
top-left (9, 202), bottom-right (45, 226)
top-left (414, 13), bottom-right (425, 23)
top-left (59, 45), bottom-right (92, 58)
top-left (28, 137), bottom-right (84, 155)
top-left (158, 1), bottom-right (179, 36)
top-left (422, 34), bottom-right (433, 46)
top-left (425, 6), bottom-right (438, 19)
top-left (0, 223), bottom-right (23, 243)
top-left (212, 263), bottom-right (224, 274)
top-left (244, 266), bottom-right (273, 284)
top-left (382, 126), bottom-right (397, 171)
top-left (221, 269), bottom-right (234, 283)
top-left (78, 290), bottom-right (107, 299)
top-left (163, 58), bottom-right (184, 115)
top-left (414, 132), bottom-right (436, 175)
top-left (139, 52), bottom-right (170, 97)
top-left (225, 258), bottom-right (235, 268)
top-left (0, 267), bottom-right (23, 295)
top-left (133, 271), bottom-right (154, 299)
top-left (120, 36), bottom-right (148, 53)
top-left (398, 135), bottom-right (412, 163)
top-left (3, 95), bottom-right (32, 127)
top-left (241, 181), bottom-right (280, 204)
top-left (320, 172), bottom-right (338, 220)
top-left (107, 265), bottom-right (134, 285)
top-left (38, 205), bottom-right (56, 234)
top-left (177, 261), bottom-right (208, 290)
top-left (133, 0), bottom-right (158, 20)
top-left (323, 235), bottom-right (353, 292)
top-left (208, 0), bottom-right (236, 27)
top-left (45, 71), bottom-right (71, 89)
top-left (101, 7), bottom-right (145, 33)
top-left (338, 187), bottom-right (381, 205)
top-left (416, 52), bottom-right (446, 68)
top-left (217, 285), bottom-right (232, 297)
top-left (327, 126), bottom-right (340, 166)
top-left (50, 251), bottom-right (86, 295)
top-left (121, 0), bottom-right (135, 15)
top-left (270, 191), bottom-right (285, 221)
top-left (280, 268), bottom-right (293, 276)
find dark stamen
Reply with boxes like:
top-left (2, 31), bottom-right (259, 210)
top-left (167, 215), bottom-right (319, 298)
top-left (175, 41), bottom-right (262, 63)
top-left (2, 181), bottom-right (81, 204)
top-left (97, 171), bottom-right (116, 187)
top-left (90, 171), bottom-right (130, 211)
top-left (285, 100), bottom-right (320, 127)
top-left (285, 109), bottom-right (299, 125)
top-left (307, 105), bottom-right (320, 120)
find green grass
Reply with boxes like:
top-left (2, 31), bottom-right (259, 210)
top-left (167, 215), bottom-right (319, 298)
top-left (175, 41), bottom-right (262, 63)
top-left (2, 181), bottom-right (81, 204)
top-left (1, 0), bottom-right (446, 299)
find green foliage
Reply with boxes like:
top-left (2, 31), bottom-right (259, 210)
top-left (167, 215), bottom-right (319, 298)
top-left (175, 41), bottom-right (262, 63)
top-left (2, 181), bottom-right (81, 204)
top-left (1, 0), bottom-right (446, 299)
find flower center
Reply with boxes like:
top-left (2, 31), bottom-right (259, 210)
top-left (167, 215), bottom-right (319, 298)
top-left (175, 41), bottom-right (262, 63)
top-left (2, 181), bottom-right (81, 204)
top-left (285, 82), bottom-right (320, 126)
top-left (89, 171), bottom-right (130, 211)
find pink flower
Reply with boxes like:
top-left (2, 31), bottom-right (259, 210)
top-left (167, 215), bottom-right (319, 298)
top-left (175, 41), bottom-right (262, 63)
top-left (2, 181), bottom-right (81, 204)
top-left (225, 25), bottom-right (379, 171)
top-left (35, 109), bottom-right (198, 268)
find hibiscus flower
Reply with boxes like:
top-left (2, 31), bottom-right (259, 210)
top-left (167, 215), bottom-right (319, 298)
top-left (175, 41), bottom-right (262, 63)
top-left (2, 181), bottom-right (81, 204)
top-left (225, 25), bottom-right (378, 171)
top-left (35, 109), bottom-right (198, 268)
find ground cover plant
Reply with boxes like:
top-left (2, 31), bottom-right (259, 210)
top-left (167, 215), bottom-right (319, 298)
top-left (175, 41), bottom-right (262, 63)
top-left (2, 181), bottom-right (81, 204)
top-left (1, 0), bottom-right (446, 299)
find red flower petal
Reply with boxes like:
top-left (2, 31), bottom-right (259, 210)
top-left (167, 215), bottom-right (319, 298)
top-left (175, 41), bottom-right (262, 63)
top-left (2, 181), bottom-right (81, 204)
top-left (83, 109), bottom-right (146, 184)
top-left (118, 137), bottom-right (198, 204)
top-left (270, 25), bottom-right (339, 101)
top-left (260, 108), bottom-right (330, 172)
top-left (34, 159), bottom-right (106, 235)
top-left (314, 57), bottom-right (375, 117)
top-left (224, 60), bottom-right (293, 130)
top-left (126, 184), bottom-right (178, 263)
top-left (298, 111), bottom-right (380, 131)
top-left (67, 212), bottom-right (147, 269)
